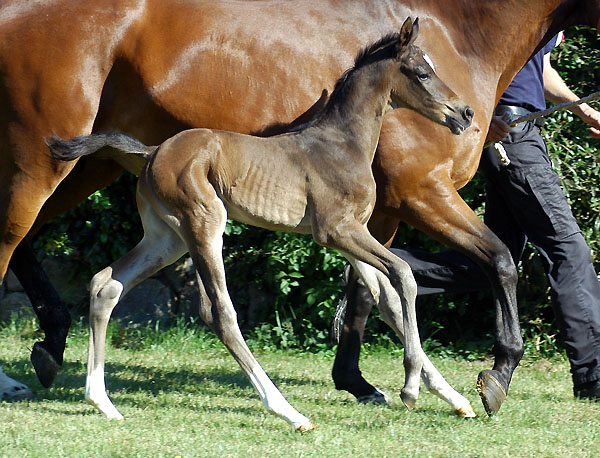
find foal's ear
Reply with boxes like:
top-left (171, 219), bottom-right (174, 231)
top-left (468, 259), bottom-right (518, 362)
top-left (397, 17), bottom-right (419, 52)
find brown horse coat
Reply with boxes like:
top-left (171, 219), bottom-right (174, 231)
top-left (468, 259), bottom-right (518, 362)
top-left (1, 0), bottom-right (599, 411)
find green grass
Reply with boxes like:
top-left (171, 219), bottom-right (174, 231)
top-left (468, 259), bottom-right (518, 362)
top-left (1, 319), bottom-right (599, 457)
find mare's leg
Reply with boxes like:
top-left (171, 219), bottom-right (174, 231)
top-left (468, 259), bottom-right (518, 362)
top-left (332, 265), bottom-right (390, 402)
top-left (1, 141), bottom-right (85, 390)
top-left (178, 196), bottom-right (312, 431)
top-left (0, 62), bottom-right (112, 386)
top-left (85, 199), bottom-right (187, 419)
top-left (9, 241), bottom-right (71, 388)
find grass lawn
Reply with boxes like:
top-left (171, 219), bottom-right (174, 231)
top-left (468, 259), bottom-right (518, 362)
top-left (1, 319), bottom-right (599, 457)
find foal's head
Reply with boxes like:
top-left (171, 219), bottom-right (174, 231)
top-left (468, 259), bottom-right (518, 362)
top-left (386, 17), bottom-right (473, 135)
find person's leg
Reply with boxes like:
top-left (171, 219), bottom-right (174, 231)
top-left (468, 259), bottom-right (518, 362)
top-left (535, 233), bottom-right (600, 391)
top-left (485, 122), bottom-right (600, 396)
top-left (387, 247), bottom-right (486, 295)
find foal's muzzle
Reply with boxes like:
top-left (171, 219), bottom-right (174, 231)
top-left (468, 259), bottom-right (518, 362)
top-left (446, 105), bottom-right (474, 135)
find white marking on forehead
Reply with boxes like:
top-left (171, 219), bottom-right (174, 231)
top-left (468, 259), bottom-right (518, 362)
top-left (423, 53), bottom-right (436, 72)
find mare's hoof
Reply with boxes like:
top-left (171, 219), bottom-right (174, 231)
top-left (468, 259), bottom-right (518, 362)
top-left (476, 370), bottom-right (507, 416)
top-left (356, 388), bottom-right (393, 406)
top-left (30, 342), bottom-right (61, 388)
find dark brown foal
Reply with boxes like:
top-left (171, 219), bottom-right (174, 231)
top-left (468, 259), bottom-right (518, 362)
top-left (47, 19), bottom-right (473, 429)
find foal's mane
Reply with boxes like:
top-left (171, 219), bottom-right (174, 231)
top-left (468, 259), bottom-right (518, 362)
top-left (325, 32), bottom-right (403, 109)
top-left (255, 32), bottom-right (404, 136)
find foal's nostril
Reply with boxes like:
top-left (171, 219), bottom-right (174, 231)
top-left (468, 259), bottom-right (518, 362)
top-left (463, 106), bottom-right (474, 123)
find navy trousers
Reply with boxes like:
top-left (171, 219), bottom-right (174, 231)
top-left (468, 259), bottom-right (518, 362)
top-left (394, 121), bottom-right (600, 386)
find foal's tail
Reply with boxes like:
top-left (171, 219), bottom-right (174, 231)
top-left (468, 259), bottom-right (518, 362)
top-left (46, 132), bottom-right (155, 161)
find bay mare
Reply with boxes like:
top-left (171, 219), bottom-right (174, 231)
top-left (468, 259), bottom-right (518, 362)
top-left (0, 0), bottom-right (599, 415)
top-left (47, 20), bottom-right (472, 429)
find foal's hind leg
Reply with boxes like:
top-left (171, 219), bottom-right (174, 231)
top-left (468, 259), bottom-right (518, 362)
top-left (179, 198), bottom-right (312, 431)
top-left (85, 203), bottom-right (187, 419)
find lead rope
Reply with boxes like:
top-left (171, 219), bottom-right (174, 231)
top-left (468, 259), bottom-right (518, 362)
top-left (488, 90), bottom-right (600, 166)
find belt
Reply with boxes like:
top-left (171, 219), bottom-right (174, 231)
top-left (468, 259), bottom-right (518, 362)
top-left (495, 105), bottom-right (544, 128)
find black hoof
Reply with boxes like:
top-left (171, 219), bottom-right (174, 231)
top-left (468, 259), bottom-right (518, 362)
top-left (30, 342), bottom-right (61, 388)
top-left (476, 370), bottom-right (507, 416)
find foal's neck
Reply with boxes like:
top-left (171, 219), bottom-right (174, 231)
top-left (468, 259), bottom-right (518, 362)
top-left (313, 60), bottom-right (393, 161)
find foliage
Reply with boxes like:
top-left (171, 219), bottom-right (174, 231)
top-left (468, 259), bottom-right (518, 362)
top-left (33, 28), bottom-right (600, 354)
top-left (34, 173), bottom-right (142, 288)
top-left (223, 224), bottom-right (347, 351)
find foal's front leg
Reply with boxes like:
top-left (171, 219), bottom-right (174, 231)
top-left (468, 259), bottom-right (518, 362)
top-left (345, 255), bottom-right (423, 408)
top-left (323, 221), bottom-right (424, 409)
top-left (332, 273), bottom-right (475, 417)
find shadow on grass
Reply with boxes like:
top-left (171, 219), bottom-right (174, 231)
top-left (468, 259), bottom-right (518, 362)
top-left (3, 355), bottom-right (324, 406)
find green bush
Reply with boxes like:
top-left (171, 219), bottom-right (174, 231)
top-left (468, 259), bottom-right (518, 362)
top-left (34, 28), bottom-right (600, 354)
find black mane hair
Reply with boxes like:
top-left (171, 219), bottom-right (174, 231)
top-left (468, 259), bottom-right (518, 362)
top-left (253, 31), bottom-right (406, 136)
top-left (325, 32), bottom-right (403, 109)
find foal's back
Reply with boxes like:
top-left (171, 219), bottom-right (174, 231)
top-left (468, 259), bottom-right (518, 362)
top-left (142, 128), bottom-right (323, 233)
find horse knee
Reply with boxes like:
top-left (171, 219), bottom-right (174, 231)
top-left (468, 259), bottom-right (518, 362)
top-left (389, 261), bottom-right (417, 299)
top-left (89, 268), bottom-right (123, 319)
top-left (495, 252), bottom-right (518, 286)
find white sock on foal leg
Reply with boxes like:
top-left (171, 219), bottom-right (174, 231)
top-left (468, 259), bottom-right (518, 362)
top-left (0, 364), bottom-right (33, 401)
top-left (247, 364), bottom-right (313, 431)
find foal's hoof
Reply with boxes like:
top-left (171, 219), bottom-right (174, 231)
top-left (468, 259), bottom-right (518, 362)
top-left (30, 342), bottom-right (61, 388)
top-left (454, 403), bottom-right (477, 418)
top-left (0, 381), bottom-right (34, 401)
top-left (400, 389), bottom-right (417, 410)
top-left (296, 422), bottom-right (315, 433)
top-left (476, 370), bottom-right (507, 416)
top-left (356, 388), bottom-right (393, 406)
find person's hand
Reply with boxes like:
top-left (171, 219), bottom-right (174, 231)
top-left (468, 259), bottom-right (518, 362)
top-left (579, 104), bottom-right (600, 139)
top-left (486, 116), bottom-right (511, 143)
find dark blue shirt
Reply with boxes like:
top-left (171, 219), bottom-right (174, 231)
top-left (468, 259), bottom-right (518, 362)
top-left (499, 34), bottom-right (563, 112)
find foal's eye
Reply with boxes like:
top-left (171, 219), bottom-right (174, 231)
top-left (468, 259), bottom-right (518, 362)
top-left (418, 72), bottom-right (430, 81)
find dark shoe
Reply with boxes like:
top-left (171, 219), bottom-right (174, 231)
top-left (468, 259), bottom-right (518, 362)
top-left (574, 380), bottom-right (600, 401)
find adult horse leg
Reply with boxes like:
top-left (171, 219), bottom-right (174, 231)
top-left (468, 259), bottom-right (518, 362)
top-left (336, 185), bottom-right (522, 415)
top-left (0, 129), bottom-right (89, 389)
top-left (8, 241), bottom-right (71, 388)
top-left (401, 190), bottom-right (522, 416)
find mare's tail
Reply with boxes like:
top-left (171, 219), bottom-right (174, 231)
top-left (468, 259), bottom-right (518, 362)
top-left (46, 132), bottom-right (155, 161)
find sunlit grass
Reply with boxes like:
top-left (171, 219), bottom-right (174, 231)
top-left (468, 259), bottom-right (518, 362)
top-left (1, 319), bottom-right (599, 457)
